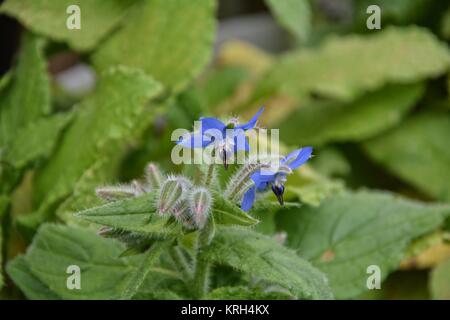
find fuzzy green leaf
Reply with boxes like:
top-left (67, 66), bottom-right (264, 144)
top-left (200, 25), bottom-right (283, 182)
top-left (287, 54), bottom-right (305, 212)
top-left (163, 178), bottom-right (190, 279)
top-left (212, 193), bottom-right (259, 227)
top-left (363, 113), bottom-right (450, 202)
top-left (265, 0), bottom-right (311, 43)
top-left (0, 0), bottom-right (136, 51)
top-left (0, 33), bottom-right (49, 147)
top-left (9, 224), bottom-right (162, 299)
top-left (56, 158), bottom-right (115, 225)
top-left (280, 83), bottom-right (424, 146)
top-left (204, 227), bottom-right (334, 300)
top-left (76, 193), bottom-right (182, 237)
top-left (205, 286), bottom-right (293, 300)
top-left (93, 0), bottom-right (216, 93)
top-left (3, 112), bottom-right (73, 168)
top-left (6, 256), bottom-right (60, 300)
top-left (23, 67), bottom-right (162, 230)
top-left (276, 191), bottom-right (450, 299)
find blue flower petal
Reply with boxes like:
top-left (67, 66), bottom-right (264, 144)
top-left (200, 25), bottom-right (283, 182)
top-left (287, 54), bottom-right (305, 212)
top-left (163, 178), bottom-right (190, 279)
top-left (177, 133), bottom-right (212, 148)
top-left (235, 106), bottom-right (264, 130)
top-left (233, 131), bottom-right (249, 152)
top-left (283, 147), bottom-right (313, 170)
top-left (251, 171), bottom-right (276, 190)
top-left (200, 117), bottom-right (226, 134)
top-left (241, 185), bottom-right (256, 212)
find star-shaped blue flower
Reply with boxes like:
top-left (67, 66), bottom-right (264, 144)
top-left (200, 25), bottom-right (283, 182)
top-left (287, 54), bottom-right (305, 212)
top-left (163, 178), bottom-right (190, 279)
top-left (177, 107), bottom-right (264, 168)
top-left (241, 147), bottom-right (313, 211)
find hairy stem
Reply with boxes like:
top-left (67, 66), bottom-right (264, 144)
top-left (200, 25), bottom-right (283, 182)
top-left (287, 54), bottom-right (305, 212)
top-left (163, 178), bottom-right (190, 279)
top-left (169, 246), bottom-right (192, 281)
top-left (203, 163), bottom-right (215, 187)
top-left (192, 224), bottom-right (212, 298)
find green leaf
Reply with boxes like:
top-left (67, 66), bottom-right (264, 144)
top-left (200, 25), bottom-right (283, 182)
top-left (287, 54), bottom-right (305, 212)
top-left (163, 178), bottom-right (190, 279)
top-left (199, 67), bottom-right (249, 109)
top-left (204, 227), bottom-right (334, 299)
top-left (0, 33), bottom-right (49, 147)
top-left (353, 0), bottom-right (432, 25)
top-left (0, 195), bottom-right (9, 290)
top-left (76, 193), bottom-right (182, 237)
top-left (55, 158), bottom-right (116, 225)
top-left (119, 242), bottom-right (167, 299)
top-left (280, 83), bottom-right (424, 146)
top-left (3, 112), bottom-right (73, 169)
top-left (265, 0), bottom-right (311, 43)
top-left (284, 166), bottom-right (345, 207)
top-left (93, 0), bottom-right (216, 93)
top-left (205, 286), bottom-right (292, 300)
top-left (430, 257), bottom-right (450, 299)
top-left (6, 256), bottom-right (60, 300)
top-left (442, 8), bottom-right (450, 40)
top-left (276, 191), bottom-right (450, 299)
top-left (24, 67), bottom-right (162, 230)
top-left (211, 193), bottom-right (259, 227)
top-left (363, 112), bottom-right (450, 202)
top-left (0, 0), bottom-right (136, 51)
top-left (252, 26), bottom-right (450, 103)
top-left (9, 224), bottom-right (162, 299)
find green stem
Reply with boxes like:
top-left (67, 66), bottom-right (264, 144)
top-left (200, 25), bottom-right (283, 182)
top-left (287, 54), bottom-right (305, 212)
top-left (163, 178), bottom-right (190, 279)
top-left (192, 225), bottom-right (211, 298)
top-left (169, 246), bottom-right (192, 281)
top-left (192, 163), bottom-right (216, 298)
top-left (203, 163), bottom-right (215, 187)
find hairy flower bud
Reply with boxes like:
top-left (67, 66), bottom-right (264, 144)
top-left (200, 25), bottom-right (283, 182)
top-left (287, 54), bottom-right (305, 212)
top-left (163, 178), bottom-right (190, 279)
top-left (189, 187), bottom-right (212, 229)
top-left (145, 163), bottom-right (163, 190)
top-left (158, 175), bottom-right (191, 215)
top-left (96, 183), bottom-right (141, 201)
top-left (171, 200), bottom-right (196, 229)
top-left (225, 161), bottom-right (271, 201)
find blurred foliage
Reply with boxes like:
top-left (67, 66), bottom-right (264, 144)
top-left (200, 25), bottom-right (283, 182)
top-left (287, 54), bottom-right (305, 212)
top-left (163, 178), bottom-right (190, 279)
top-left (0, 0), bottom-right (450, 300)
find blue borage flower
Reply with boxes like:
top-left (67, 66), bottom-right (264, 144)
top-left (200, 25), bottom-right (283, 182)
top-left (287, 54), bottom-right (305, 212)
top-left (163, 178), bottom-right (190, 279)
top-left (177, 107), bottom-right (265, 169)
top-left (241, 147), bottom-right (313, 211)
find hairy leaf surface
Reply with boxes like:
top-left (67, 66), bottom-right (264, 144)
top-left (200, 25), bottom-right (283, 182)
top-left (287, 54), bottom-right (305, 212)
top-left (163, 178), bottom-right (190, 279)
top-left (204, 227), bottom-right (334, 300)
top-left (277, 191), bottom-right (450, 298)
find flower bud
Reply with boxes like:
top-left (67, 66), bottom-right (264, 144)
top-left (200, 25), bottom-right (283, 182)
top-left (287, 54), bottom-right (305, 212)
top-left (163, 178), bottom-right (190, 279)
top-left (189, 187), bottom-right (212, 229)
top-left (171, 200), bottom-right (196, 229)
top-left (225, 161), bottom-right (271, 200)
top-left (158, 175), bottom-right (191, 215)
top-left (96, 184), bottom-right (139, 201)
top-left (97, 226), bottom-right (114, 237)
top-left (131, 180), bottom-right (145, 196)
top-left (145, 163), bottom-right (163, 190)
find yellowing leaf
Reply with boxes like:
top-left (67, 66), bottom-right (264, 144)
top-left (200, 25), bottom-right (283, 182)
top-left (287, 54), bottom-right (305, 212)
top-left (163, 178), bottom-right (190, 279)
top-left (93, 0), bottom-right (216, 92)
top-left (1, 0), bottom-right (136, 51)
top-left (19, 67), bottom-right (162, 231)
top-left (252, 27), bottom-right (450, 103)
